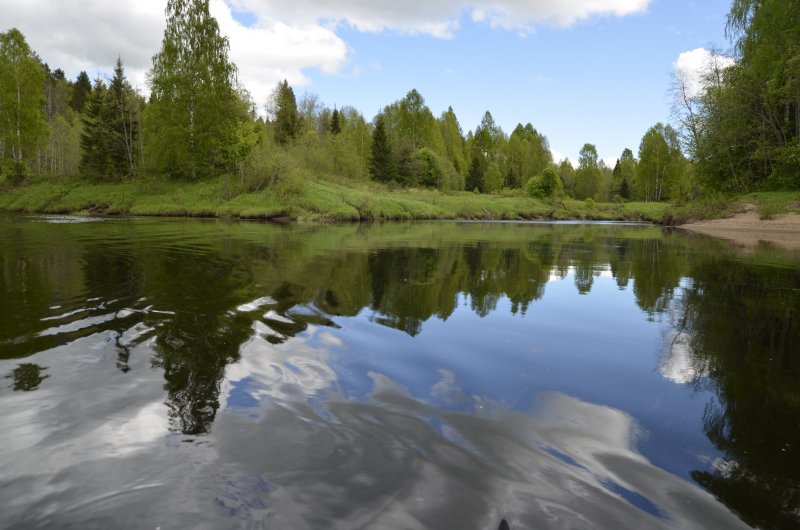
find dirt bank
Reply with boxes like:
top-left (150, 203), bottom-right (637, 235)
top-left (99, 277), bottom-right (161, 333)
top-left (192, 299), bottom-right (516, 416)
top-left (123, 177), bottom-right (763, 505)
top-left (680, 204), bottom-right (800, 249)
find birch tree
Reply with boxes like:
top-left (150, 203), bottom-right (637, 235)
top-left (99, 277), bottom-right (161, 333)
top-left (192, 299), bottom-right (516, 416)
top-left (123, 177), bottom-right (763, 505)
top-left (0, 28), bottom-right (47, 184)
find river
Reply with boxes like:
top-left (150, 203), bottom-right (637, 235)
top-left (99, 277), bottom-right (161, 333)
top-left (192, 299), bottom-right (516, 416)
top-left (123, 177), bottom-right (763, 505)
top-left (1, 216), bottom-right (798, 529)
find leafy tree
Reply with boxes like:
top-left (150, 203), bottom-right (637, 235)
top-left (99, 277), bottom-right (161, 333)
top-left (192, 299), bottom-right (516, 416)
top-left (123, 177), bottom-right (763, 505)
top-left (525, 167), bottom-right (562, 198)
top-left (637, 123), bottom-right (683, 201)
top-left (414, 147), bottom-right (461, 190)
top-left (369, 114), bottom-right (395, 183)
top-left (146, 0), bottom-right (249, 179)
top-left (612, 148), bottom-right (636, 199)
top-left (439, 106), bottom-right (466, 176)
top-left (0, 28), bottom-right (47, 183)
top-left (381, 89), bottom-right (445, 185)
top-left (575, 143), bottom-right (603, 199)
top-left (505, 123), bottom-right (553, 189)
top-left (685, 1), bottom-right (800, 191)
top-left (558, 159), bottom-right (576, 196)
top-left (464, 111), bottom-right (501, 192)
top-left (70, 71), bottom-right (92, 113)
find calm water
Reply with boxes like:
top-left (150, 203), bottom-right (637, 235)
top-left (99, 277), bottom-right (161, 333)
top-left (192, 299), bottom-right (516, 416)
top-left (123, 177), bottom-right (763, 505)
top-left (1, 216), bottom-right (798, 529)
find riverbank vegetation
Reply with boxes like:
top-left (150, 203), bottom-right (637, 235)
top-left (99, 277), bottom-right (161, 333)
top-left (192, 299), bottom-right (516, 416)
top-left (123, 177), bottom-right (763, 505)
top-left (1, 0), bottom-right (798, 222)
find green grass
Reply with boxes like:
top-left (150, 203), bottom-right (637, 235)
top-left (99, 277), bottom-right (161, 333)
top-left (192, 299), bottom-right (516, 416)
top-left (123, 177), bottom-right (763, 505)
top-left (750, 191), bottom-right (800, 220)
top-left (661, 194), bottom-right (744, 225)
top-left (661, 191), bottom-right (800, 225)
top-left (0, 175), bottom-right (672, 223)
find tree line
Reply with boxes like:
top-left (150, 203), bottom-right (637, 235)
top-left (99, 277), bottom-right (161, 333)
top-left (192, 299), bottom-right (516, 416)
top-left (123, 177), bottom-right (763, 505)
top-left (672, 0), bottom-right (800, 192)
top-left (3, 0), bottom-right (789, 201)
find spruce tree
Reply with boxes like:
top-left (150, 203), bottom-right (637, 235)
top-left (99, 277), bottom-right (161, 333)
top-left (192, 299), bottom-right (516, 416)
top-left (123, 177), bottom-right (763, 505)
top-left (330, 107), bottom-right (341, 135)
top-left (369, 114), bottom-right (395, 183)
top-left (466, 154), bottom-right (484, 192)
top-left (80, 78), bottom-right (112, 178)
top-left (273, 80), bottom-right (299, 144)
top-left (79, 60), bottom-right (140, 181)
top-left (70, 71), bottom-right (92, 113)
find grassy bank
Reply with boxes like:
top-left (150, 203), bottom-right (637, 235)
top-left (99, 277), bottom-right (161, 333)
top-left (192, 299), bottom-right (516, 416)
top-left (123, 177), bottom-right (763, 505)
top-left (0, 175), bottom-right (670, 223)
top-left (662, 191), bottom-right (800, 225)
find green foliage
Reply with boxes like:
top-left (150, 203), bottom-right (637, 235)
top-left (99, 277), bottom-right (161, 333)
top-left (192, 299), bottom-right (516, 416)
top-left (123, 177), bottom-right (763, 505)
top-left (0, 28), bottom-right (47, 183)
top-left (330, 107), bottom-right (341, 135)
top-left (682, 1), bottom-right (800, 192)
top-left (370, 114), bottom-right (395, 183)
top-left (271, 80), bottom-right (300, 144)
top-left (80, 59), bottom-right (142, 181)
top-left (559, 159), bottom-right (576, 196)
top-left (637, 123), bottom-right (686, 202)
top-left (661, 193), bottom-right (741, 225)
top-left (382, 89), bottom-right (444, 153)
top-left (755, 193), bottom-right (797, 220)
top-left (525, 175), bottom-right (545, 198)
top-left (613, 148), bottom-right (636, 199)
top-left (414, 147), bottom-right (461, 190)
top-left (575, 144), bottom-right (603, 199)
top-left (146, 0), bottom-right (249, 179)
top-left (69, 71), bottom-right (92, 113)
top-left (505, 123), bottom-right (553, 189)
top-left (466, 154), bottom-right (484, 193)
top-left (439, 107), bottom-right (466, 176)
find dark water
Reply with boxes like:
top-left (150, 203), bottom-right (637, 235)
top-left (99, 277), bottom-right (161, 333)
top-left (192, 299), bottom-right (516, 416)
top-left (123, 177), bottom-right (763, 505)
top-left (1, 216), bottom-right (798, 530)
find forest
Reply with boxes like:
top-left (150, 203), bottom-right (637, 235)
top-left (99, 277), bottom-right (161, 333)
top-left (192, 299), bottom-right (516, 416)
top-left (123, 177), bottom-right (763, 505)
top-left (0, 0), bottom-right (798, 210)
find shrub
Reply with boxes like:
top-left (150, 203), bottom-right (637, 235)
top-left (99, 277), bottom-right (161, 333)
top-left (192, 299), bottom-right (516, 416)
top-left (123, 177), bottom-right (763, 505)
top-left (525, 175), bottom-right (545, 198)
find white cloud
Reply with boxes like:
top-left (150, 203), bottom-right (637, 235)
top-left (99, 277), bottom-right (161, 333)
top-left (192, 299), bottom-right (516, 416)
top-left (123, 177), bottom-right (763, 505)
top-left (0, 0), bottom-right (164, 87)
top-left (550, 148), bottom-right (569, 164)
top-left (231, 0), bottom-right (651, 36)
top-left (1, 0), bottom-right (649, 112)
top-left (673, 47), bottom-right (735, 99)
top-left (210, 0), bottom-right (348, 106)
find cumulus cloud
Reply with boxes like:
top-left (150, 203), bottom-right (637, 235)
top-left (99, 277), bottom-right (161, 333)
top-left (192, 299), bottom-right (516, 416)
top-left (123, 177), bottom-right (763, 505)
top-left (674, 47), bottom-right (735, 99)
top-left (1, 0), bottom-right (348, 109)
top-left (210, 0), bottom-right (348, 105)
top-left (231, 0), bottom-right (651, 36)
top-left (2, 0), bottom-right (649, 111)
top-left (0, 0), bottom-right (164, 87)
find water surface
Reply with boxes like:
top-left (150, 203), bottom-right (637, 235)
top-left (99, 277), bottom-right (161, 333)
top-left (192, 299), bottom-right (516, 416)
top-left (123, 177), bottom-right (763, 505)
top-left (1, 216), bottom-right (798, 529)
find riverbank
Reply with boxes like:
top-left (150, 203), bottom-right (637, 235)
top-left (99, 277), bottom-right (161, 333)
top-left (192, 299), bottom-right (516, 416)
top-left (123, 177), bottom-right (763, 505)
top-left (680, 203), bottom-right (800, 249)
top-left (0, 177), bottom-right (669, 223)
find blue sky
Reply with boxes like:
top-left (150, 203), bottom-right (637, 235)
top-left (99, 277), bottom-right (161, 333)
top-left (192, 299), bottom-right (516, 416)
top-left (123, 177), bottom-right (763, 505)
top-left (293, 0), bottom-right (731, 164)
top-left (3, 0), bottom-right (732, 164)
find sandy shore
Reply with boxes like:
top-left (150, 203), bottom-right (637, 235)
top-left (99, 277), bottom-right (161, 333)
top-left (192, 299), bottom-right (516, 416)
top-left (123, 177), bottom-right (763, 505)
top-left (679, 204), bottom-right (800, 249)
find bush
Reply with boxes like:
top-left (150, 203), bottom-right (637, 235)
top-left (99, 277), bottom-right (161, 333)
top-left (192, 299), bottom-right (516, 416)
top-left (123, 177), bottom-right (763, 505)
top-left (526, 167), bottom-right (563, 199)
top-left (271, 167), bottom-right (307, 198)
top-left (7, 162), bottom-right (28, 187)
top-left (525, 175), bottom-right (545, 198)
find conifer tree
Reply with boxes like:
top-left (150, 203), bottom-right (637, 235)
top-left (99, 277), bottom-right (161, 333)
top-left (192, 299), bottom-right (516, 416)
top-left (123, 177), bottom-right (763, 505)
top-left (70, 71), bottom-right (92, 113)
top-left (369, 114), bottom-right (395, 183)
top-left (272, 80), bottom-right (299, 144)
top-left (330, 107), bottom-right (341, 135)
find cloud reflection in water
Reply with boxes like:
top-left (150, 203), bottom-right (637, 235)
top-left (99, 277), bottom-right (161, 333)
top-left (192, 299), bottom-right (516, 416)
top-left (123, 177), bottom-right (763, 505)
top-left (212, 322), bottom-right (747, 529)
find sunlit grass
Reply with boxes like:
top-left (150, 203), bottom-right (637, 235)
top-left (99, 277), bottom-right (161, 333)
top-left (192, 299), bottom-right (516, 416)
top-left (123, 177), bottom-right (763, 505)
top-left (0, 174), bottom-right (671, 223)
